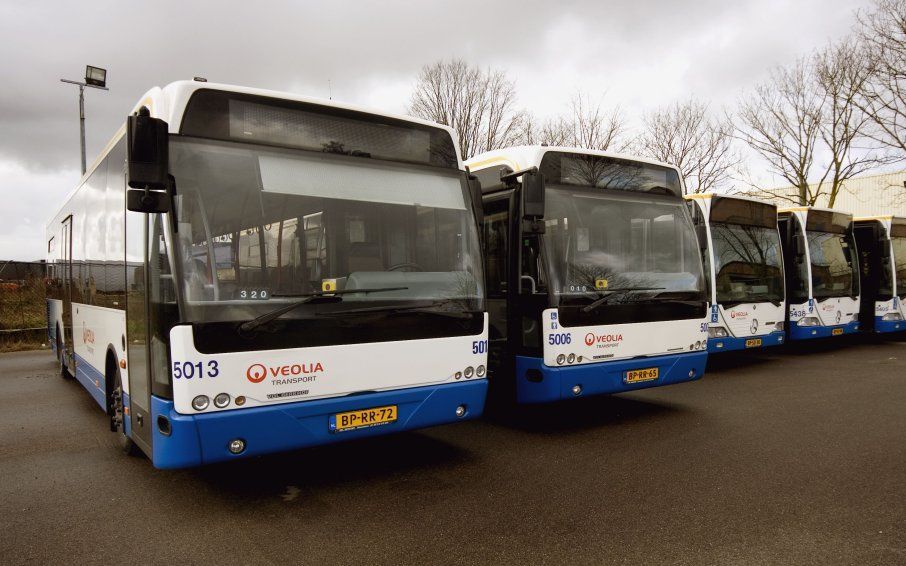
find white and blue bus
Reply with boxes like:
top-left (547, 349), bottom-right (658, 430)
top-left (854, 216), bottom-right (906, 333)
top-left (45, 80), bottom-right (488, 468)
top-left (467, 147), bottom-right (709, 404)
top-left (777, 207), bottom-right (860, 340)
top-left (686, 194), bottom-right (786, 352)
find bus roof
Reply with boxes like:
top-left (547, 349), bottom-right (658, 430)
top-left (465, 145), bottom-right (680, 176)
top-left (684, 192), bottom-right (777, 207)
top-left (77, 80), bottom-right (462, 188)
top-left (778, 205), bottom-right (852, 218)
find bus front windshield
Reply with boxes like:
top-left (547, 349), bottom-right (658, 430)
top-left (807, 230), bottom-right (857, 299)
top-left (709, 222), bottom-right (784, 305)
top-left (892, 237), bottom-right (906, 298)
top-left (168, 138), bottom-right (484, 323)
top-left (543, 187), bottom-right (705, 306)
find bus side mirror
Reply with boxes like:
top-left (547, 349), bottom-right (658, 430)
top-left (521, 169), bottom-right (545, 220)
top-left (694, 224), bottom-right (708, 250)
top-left (127, 107), bottom-right (169, 191)
top-left (792, 233), bottom-right (806, 262)
top-left (127, 189), bottom-right (171, 213)
top-left (467, 175), bottom-right (483, 226)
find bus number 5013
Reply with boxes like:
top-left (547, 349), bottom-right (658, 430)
top-left (172, 360), bottom-right (220, 379)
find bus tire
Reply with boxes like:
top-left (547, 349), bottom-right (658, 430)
top-left (57, 328), bottom-right (71, 379)
top-left (111, 368), bottom-right (139, 456)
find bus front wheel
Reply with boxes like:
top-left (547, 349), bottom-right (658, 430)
top-left (56, 329), bottom-right (70, 379)
top-left (111, 368), bottom-right (139, 456)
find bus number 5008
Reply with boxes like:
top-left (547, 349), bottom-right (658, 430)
top-left (548, 333), bottom-right (571, 345)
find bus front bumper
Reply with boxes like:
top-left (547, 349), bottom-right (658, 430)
top-left (514, 351), bottom-right (707, 404)
top-left (874, 316), bottom-right (906, 333)
top-left (708, 331), bottom-right (785, 353)
top-left (148, 379), bottom-right (487, 469)
top-left (788, 320), bottom-right (860, 341)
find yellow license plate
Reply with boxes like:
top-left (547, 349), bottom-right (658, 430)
top-left (832, 328), bottom-right (844, 336)
top-left (745, 338), bottom-right (763, 348)
top-left (331, 405), bottom-right (397, 432)
top-left (624, 367), bottom-right (659, 384)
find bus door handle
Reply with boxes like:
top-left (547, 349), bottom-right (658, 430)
top-left (520, 275), bottom-right (537, 295)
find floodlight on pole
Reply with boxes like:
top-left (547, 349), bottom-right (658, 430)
top-left (60, 65), bottom-right (109, 175)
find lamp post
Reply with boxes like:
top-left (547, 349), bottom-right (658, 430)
top-left (60, 65), bottom-right (108, 175)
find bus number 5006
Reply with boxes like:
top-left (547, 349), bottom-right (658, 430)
top-left (172, 360), bottom-right (220, 379)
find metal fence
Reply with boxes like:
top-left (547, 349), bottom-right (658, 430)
top-left (0, 261), bottom-right (48, 347)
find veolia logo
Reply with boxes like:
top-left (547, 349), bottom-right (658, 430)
top-left (247, 363), bottom-right (268, 383)
top-left (730, 311), bottom-right (749, 319)
top-left (247, 362), bottom-right (325, 383)
top-left (585, 332), bottom-right (624, 346)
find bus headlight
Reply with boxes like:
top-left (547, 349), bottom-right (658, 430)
top-left (214, 393), bottom-right (231, 408)
top-left (464, 366), bottom-right (475, 379)
top-left (567, 353), bottom-right (576, 364)
top-left (476, 365), bottom-right (486, 377)
top-left (708, 326), bottom-right (728, 338)
top-left (192, 395), bottom-right (210, 411)
top-left (774, 321), bottom-right (784, 331)
top-left (851, 313), bottom-right (860, 322)
top-left (798, 317), bottom-right (821, 327)
top-left (556, 354), bottom-right (566, 365)
top-left (882, 312), bottom-right (904, 321)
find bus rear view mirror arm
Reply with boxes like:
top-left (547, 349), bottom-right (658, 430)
top-left (127, 106), bottom-right (169, 191)
top-left (127, 189), bottom-right (170, 213)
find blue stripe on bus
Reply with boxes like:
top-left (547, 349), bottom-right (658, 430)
top-left (874, 316), bottom-right (905, 334)
top-left (787, 320), bottom-right (860, 341)
top-left (708, 331), bottom-right (785, 353)
top-left (514, 351), bottom-right (708, 404)
top-left (148, 379), bottom-right (489, 469)
top-left (73, 352), bottom-right (106, 410)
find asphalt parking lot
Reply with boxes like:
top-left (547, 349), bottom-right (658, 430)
top-left (1, 336), bottom-right (905, 565)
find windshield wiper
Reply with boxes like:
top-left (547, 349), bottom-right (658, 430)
top-left (238, 287), bottom-right (408, 334)
top-left (317, 299), bottom-right (477, 319)
top-left (582, 287), bottom-right (666, 313)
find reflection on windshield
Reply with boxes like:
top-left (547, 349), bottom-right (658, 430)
top-left (807, 230), bottom-right (857, 298)
top-left (543, 187), bottom-right (704, 305)
top-left (710, 223), bottom-right (783, 304)
top-left (892, 237), bottom-right (906, 298)
top-left (169, 138), bottom-right (483, 322)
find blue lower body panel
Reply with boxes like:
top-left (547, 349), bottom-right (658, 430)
top-left (874, 316), bottom-right (905, 333)
top-left (73, 353), bottom-right (106, 410)
top-left (514, 351), bottom-right (707, 404)
top-left (788, 320), bottom-right (860, 341)
top-left (148, 379), bottom-right (488, 469)
top-left (708, 331), bottom-right (786, 353)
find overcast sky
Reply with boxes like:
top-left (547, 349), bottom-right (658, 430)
top-left (0, 0), bottom-right (872, 260)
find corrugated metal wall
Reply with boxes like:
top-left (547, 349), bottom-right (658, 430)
top-left (754, 170), bottom-right (906, 215)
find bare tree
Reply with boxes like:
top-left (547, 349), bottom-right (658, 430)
top-left (635, 99), bottom-right (739, 194)
top-left (408, 59), bottom-right (525, 159)
top-left (855, 0), bottom-right (906, 157)
top-left (515, 92), bottom-right (626, 151)
top-left (736, 59), bottom-right (825, 205)
top-left (815, 39), bottom-right (884, 207)
top-left (736, 48), bottom-right (881, 207)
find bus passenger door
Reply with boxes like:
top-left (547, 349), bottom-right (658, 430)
top-left (60, 216), bottom-right (74, 371)
top-left (125, 208), bottom-right (153, 452)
